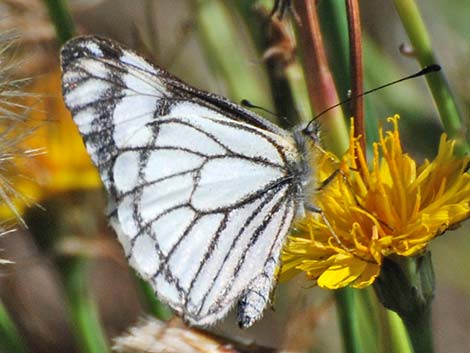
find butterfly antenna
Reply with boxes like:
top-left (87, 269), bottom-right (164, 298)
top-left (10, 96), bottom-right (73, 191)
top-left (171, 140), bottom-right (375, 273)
top-left (241, 99), bottom-right (281, 118)
top-left (304, 64), bottom-right (441, 133)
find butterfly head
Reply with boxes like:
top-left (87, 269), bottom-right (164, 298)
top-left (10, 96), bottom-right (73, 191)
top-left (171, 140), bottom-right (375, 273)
top-left (300, 119), bottom-right (321, 145)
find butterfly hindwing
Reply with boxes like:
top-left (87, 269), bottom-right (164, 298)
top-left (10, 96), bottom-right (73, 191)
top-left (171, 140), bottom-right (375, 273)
top-left (61, 36), bottom-right (305, 327)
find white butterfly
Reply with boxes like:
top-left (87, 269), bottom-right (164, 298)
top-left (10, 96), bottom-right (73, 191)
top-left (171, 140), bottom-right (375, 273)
top-left (60, 36), bottom-right (317, 328)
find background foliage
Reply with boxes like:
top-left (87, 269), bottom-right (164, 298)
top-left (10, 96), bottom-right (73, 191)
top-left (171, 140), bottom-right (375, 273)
top-left (0, 1), bottom-right (468, 352)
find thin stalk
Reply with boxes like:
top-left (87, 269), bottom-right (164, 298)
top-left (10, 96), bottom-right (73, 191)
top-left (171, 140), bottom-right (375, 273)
top-left (294, 0), bottom-right (349, 156)
top-left (0, 300), bottom-right (30, 353)
top-left (356, 288), bottom-right (382, 352)
top-left (61, 258), bottom-right (110, 353)
top-left (43, 0), bottom-right (75, 45)
top-left (346, 0), bottom-right (365, 153)
top-left (315, 2), bottom-right (381, 145)
top-left (374, 253), bottom-right (435, 353)
top-left (284, 63), bottom-right (314, 124)
top-left (293, 2), bottom-right (365, 351)
top-left (393, 0), bottom-right (467, 153)
top-left (317, 1), bottom-right (350, 105)
top-left (401, 307), bottom-right (433, 353)
top-left (234, 1), bottom-right (310, 128)
top-left (262, 15), bottom-right (302, 129)
top-left (27, 194), bottom-right (111, 353)
top-left (386, 311), bottom-right (413, 353)
top-left (136, 277), bottom-right (173, 321)
top-left (335, 290), bottom-right (363, 353)
top-left (398, 255), bottom-right (434, 353)
top-left (195, 0), bottom-right (273, 112)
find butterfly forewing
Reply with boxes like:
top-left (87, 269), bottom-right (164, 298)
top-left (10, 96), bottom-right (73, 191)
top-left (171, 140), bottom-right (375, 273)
top-left (61, 36), bottom-right (307, 328)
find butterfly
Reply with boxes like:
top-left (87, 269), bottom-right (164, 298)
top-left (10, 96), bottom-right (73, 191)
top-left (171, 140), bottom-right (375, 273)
top-left (60, 36), bottom-right (318, 328)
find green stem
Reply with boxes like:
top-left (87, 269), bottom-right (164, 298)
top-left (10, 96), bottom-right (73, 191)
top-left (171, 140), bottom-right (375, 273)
top-left (335, 289), bottom-right (363, 353)
top-left (43, 0), bottom-right (75, 45)
top-left (393, 0), bottom-right (467, 153)
top-left (195, 0), bottom-right (273, 112)
top-left (234, 1), bottom-right (304, 129)
top-left (345, 0), bottom-right (365, 152)
top-left (318, 1), bottom-right (350, 104)
top-left (284, 63), bottom-right (314, 124)
top-left (318, 1), bottom-right (379, 146)
top-left (61, 258), bottom-right (110, 353)
top-left (386, 311), bottom-right (413, 353)
top-left (374, 253), bottom-right (435, 353)
top-left (294, 0), bottom-right (349, 155)
top-left (136, 277), bottom-right (173, 321)
top-left (0, 300), bottom-right (30, 353)
top-left (402, 307), bottom-right (433, 353)
top-left (399, 256), bottom-right (434, 353)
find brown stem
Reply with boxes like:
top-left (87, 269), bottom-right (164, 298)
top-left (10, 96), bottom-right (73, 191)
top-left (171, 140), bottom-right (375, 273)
top-left (295, 0), bottom-right (338, 111)
top-left (346, 0), bottom-right (365, 155)
top-left (294, 0), bottom-right (348, 155)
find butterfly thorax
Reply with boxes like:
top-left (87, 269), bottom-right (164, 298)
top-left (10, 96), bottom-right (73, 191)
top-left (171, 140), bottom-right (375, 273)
top-left (291, 123), bottom-right (321, 216)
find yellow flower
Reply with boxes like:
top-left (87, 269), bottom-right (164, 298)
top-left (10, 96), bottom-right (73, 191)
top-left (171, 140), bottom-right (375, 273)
top-left (0, 69), bottom-right (101, 219)
top-left (25, 69), bottom-right (101, 192)
top-left (281, 115), bottom-right (470, 289)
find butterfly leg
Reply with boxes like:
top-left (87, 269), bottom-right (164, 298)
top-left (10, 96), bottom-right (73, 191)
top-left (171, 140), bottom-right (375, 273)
top-left (305, 204), bottom-right (376, 263)
top-left (305, 204), bottom-right (353, 253)
top-left (319, 168), bottom-right (395, 233)
top-left (316, 168), bottom-right (341, 191)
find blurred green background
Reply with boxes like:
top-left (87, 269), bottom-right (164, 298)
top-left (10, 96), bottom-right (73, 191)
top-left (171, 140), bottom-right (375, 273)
top-left (0, 1), bottom-right (468, 352)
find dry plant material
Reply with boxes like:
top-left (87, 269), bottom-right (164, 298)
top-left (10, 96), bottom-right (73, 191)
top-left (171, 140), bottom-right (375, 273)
top-left (113, 317), bottom-right (277, 353)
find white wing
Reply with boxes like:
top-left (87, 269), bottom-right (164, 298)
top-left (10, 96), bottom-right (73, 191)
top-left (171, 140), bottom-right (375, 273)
top-left (61, 36), bottom-right (306, 328)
